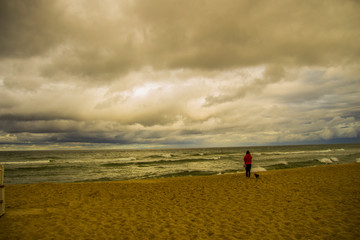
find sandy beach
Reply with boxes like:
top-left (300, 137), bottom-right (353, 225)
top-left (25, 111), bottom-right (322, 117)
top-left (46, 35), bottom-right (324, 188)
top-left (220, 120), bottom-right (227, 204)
top-left (1, 163), bottom-right (359, 240)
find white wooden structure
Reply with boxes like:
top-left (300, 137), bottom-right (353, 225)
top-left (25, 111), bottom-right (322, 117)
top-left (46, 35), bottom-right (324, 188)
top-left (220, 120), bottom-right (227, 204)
top-left (0, 164), bottom-right (4, 217)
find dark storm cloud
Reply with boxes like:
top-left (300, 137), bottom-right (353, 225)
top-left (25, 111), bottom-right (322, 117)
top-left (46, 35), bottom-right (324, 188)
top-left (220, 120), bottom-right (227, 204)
top-left (0, 0), bottom-right (68, 58)
top-left (2, 0), bottom-right (358, 78)
top-left (134, 0), bottom-right (360, 69)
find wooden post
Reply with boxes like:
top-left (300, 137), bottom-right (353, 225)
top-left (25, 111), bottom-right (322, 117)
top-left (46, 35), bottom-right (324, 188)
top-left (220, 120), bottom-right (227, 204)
top-left (0, 164), bottom-right (4, 217)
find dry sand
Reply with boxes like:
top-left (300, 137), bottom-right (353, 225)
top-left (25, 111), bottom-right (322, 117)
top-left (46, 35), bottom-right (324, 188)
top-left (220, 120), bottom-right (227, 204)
top-left (0, 163), bottom-right (359, 240)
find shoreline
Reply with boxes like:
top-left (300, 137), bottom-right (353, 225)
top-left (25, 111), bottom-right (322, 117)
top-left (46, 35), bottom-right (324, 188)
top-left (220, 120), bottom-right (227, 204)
top-left (4, 161), bottom-right (359, 186)
top-left (2, 143), bottom-right (359, 185)
top-left (1, 163), bottom-right (360, 239)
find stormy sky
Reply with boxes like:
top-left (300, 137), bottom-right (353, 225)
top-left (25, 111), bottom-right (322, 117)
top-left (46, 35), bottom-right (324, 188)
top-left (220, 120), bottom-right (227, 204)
top-left (0, 0), bottom-right (359, 150)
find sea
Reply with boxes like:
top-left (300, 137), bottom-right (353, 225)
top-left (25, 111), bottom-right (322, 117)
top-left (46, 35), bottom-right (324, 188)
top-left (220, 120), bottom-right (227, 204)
top-left (0, 144), bottom-right (359, 185)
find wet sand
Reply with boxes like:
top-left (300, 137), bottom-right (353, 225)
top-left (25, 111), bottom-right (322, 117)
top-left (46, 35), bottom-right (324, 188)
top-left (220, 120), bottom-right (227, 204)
top-left (1, 163), bottom-right (359, 239)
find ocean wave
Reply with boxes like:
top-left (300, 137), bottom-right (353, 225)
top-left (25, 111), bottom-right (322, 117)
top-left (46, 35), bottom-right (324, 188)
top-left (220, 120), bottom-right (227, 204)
top-left (263, 160), bottom-right (288, 166)
top-left (5, 165), bottom-right (82, 172)
top-left (156, 170), bottom-right (218, 179)
top-left (2, 144), bottom-right (358, 185)
top-left (188, 152), bottom-right (205, 157)
top-left (261, 149), bottom-right (335, 156)
top-left (147, 153), bottom-right (176, 158)
top-left (48, 157), bottom-right (137, 164)
top-left (77, 170), bottom-right (220, 182)
top-left (115, 157), bottom-right (137, 161)
top-left (189, 152), bottom-right (219, 157)
top-left (102, 157), bottom-right (220, 168)
top-left (252, 167), bottom-right (267, 172)
top-left (317, 149), bottom-right (333, 153)
top-left (262, 151), bottom-right (307, 155)
top-left (0, 160), bottom-right (51, 165)
top-left (49, 159), bottom-right (79, 164)
top-left (317, 158), bottom-right (333, 164)
top-left (101, 162), bottom-right (136, 167)
top-left (263, 159), bottom-right (322, 170)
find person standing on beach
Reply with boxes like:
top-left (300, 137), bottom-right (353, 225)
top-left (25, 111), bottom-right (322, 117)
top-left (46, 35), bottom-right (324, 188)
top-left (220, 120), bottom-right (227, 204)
top-left (244, 150), bottom-right (252, 178)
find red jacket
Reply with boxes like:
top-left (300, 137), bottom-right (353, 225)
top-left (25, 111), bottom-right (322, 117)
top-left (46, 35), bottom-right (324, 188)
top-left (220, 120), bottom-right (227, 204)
top-left (244, 154), bottom-right (252, 165)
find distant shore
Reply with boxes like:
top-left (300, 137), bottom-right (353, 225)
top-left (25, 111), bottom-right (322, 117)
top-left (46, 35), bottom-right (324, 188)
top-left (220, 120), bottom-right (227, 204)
top-left (1, 163), bottom-right (360, 239)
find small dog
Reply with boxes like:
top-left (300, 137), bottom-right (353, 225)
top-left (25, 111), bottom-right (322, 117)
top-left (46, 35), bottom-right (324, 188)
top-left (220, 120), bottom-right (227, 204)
top-left (254, 173), bottom-right (259, 178)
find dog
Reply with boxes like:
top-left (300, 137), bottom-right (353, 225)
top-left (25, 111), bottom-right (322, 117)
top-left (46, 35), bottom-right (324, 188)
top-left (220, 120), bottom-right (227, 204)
top-left (254, 173), bottom-right (259, 178)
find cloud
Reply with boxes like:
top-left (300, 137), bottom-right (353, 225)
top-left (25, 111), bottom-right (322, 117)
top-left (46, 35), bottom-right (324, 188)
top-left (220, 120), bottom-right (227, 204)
top-left (205, 64), bottom-right (287, 105)
top-left (133, 0), bottom-right (360, 69)
top-left (0, 0), bottom-right (359, 149)
top-left (0, 0), bottom-right (68, 58)
top-left (2, 0), bottom-right (359, 78)
top-left (1, 64), bottom-right (359, 148)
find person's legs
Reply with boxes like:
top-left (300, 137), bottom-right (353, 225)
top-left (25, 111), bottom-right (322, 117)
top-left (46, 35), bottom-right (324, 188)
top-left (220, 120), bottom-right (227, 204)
top-left (246, 164), bottom-right (251, 177)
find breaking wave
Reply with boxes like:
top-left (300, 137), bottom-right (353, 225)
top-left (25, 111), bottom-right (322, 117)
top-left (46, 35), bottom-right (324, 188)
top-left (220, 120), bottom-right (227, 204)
top-left (1, 143), bottom-right (359, 184)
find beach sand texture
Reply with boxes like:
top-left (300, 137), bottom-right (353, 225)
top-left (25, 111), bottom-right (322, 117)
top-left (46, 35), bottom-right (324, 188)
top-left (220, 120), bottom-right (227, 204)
top-left (0, 163), bottom-right (359, 240)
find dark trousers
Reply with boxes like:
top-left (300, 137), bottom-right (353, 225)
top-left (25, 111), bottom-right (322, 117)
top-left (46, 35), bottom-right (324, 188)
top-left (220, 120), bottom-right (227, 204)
top-left (245, 164), bottom-right (251, 177)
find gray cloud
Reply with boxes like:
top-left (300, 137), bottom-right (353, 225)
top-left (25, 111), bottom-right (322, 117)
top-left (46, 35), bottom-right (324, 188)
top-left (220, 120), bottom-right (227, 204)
top-left (134, 0), bottom-right (360, 69)
top-left (205, 65), bottom-right (286, 105)
top-left (2, 0), bottom-right (358, 78)
top-left (0, 0), bottom-right (359, 149)
top-left (0, 0), bottom-right (68, 58)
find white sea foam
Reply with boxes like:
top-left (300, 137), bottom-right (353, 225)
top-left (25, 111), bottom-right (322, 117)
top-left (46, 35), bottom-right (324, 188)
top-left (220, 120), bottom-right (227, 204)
top-left (262, 150), bottom-right (330, 155)
top-left (252, 166), bottom-right (267, 172)
top-left (330, 157), bottom-right (339, 162)
top-left (267, 149), bottom-right (334, 155)
top-left (317, 149), bottom-right (332, 153)
top-left (162, 154), bottom-right (174, 158)
top-left (263, 151), bottom-right (303, 155)
top-left (116, 157), bottom-right (137, 161)
top-left (262, 160), bottom-right (288, 167)
top-left (94, 157), bottom-right (137, 163)
top-left (1, 160), bottom-right (51, 165)
top-left (318, 158), bottom-right (332, 164)
top-left (274, 161), bottom-right (288, 165)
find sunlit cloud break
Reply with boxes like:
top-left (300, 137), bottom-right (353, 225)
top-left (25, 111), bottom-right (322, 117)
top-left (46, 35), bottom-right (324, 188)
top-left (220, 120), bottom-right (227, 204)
top-left (0, 0), bottom-right (359, 150)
